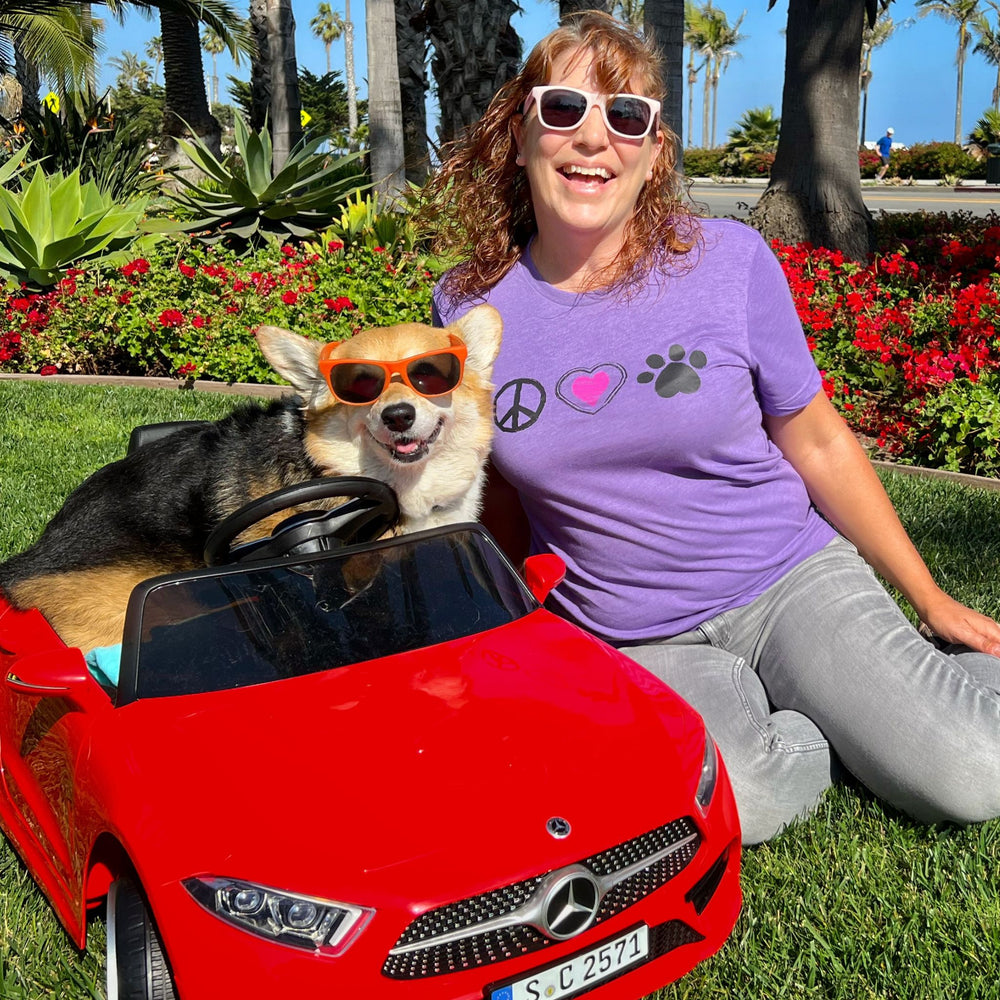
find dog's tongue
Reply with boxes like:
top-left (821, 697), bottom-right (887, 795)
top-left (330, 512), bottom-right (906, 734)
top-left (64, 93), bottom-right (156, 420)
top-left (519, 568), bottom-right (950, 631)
top-left (394, 439), bottom-right (421, 455)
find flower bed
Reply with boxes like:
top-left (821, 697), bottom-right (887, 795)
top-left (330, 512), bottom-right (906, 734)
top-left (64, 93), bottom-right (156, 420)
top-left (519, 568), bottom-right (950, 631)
top-left (3, 212), bottom-right (1000, 476)
top-left (0, 239), bottom-right (435, 384)
top-left (775, 211), bottom-right (1000, 476)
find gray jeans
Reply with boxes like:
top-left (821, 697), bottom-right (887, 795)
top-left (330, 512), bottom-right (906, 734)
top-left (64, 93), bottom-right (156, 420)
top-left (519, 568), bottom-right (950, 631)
top-left (619, 537), bottom-right (1000, 844)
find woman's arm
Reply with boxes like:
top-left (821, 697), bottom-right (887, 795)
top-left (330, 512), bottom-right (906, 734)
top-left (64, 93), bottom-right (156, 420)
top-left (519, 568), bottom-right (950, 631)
top-left (479, 461), bottom-right (531, 569)
top-left (764, 390), bottom-right (1000, 657)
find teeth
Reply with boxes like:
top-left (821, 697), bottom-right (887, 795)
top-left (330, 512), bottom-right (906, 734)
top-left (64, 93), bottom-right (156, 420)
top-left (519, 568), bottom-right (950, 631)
top-left (563, 165), bottom-right (612, 180)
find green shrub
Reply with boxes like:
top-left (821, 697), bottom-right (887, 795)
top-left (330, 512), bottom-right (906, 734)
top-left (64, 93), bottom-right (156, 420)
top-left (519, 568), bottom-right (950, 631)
top-left (6, 85), bottom-right (162, 200)
top-left (893, 142), bottom-right (983, 180)
top-left (682, 147), bottom-right (726, 177)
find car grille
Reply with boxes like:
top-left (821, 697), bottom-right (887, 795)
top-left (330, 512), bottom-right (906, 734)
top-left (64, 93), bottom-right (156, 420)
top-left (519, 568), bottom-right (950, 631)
top-left (382, 816), bottom-right (701, 980)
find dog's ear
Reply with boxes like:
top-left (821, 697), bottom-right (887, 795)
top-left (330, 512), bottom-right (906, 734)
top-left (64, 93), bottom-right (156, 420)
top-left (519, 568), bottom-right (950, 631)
top-left (449, 304), bottom-right (502, 376)
top-left (255, 326), bottom-right (330, 400)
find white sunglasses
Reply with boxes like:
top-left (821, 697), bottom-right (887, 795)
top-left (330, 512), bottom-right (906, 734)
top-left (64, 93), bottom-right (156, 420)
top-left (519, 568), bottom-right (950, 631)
top-left (523, 86), bottom-right (661, 140)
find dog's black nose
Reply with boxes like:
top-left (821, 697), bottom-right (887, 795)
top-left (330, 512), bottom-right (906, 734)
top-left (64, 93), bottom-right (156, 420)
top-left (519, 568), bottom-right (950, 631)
top-left (381, 403), bottom-right (416, 432)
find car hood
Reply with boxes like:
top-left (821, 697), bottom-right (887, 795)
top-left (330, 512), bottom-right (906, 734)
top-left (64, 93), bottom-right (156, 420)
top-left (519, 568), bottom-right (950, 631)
top-left (92, 610), bottom-right (705, 907)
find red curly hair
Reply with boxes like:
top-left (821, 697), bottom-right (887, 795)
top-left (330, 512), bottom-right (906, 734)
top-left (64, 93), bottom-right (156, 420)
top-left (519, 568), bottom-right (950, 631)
top-left (428, 10), bottom-right (698, 302)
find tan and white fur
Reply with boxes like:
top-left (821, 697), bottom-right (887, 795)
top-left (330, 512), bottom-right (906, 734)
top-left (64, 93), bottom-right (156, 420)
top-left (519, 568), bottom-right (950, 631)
top-left (256, 303), bottom-right (502, 532)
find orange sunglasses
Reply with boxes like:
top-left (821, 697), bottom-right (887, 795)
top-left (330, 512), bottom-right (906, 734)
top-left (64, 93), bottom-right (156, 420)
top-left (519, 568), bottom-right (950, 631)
top-left (318, 334), bottom-right (468, 405)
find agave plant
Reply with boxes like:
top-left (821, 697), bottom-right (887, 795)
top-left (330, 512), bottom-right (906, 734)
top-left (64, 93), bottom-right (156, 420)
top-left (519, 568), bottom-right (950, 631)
top-left (162, 115), bottom-right (369, 251)
top-left (0, 161), bottom-right (157, 289)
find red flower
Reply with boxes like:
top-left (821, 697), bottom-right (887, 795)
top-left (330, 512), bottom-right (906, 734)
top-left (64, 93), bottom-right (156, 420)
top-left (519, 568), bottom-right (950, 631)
top-left (159, 309), bottom-right (184, 327)
top-left (39, 365), bottom-right (58, 376)
top-left (327, 240), bottom-right (344, 252)
top-left (323, 296), bottom-right (354, 313)
top-left (192, 315), bottom-right (208, 328)
top-left (177, 362), bottom-right (197, 377)
top-left (178, 261), bottom-right (197, 278)
top-left (282, 290), bottom-right (299, 305)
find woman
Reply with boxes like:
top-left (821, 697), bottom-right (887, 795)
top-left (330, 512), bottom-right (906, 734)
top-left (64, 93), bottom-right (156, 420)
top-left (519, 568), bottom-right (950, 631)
top-left (429, 11), bottom-right (1000, 844)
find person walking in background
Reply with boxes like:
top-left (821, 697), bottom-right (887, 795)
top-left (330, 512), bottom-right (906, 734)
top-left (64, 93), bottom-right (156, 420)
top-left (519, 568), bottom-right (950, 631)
top-left (876, 126), bottom-right (895, 180)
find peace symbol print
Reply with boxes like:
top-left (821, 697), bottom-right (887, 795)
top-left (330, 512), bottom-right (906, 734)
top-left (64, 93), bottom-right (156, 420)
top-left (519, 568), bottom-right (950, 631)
top-left (494, 378), bottom-right (546, 433)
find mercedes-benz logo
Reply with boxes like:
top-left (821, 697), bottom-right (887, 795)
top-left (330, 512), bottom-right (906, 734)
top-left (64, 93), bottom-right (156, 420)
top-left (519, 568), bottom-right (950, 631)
top-left (546, 816), bottom-right (571, 839)
top-left (539, 869), bottom-right (601, 940)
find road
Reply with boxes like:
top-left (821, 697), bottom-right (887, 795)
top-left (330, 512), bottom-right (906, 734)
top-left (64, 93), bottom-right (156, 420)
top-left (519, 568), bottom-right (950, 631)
top-left (684, 180), bottom-right (1000, 220)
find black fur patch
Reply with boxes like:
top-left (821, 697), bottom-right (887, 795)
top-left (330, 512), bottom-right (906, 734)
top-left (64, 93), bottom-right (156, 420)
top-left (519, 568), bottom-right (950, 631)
top-left (0, 396), bottom-right (322, 596)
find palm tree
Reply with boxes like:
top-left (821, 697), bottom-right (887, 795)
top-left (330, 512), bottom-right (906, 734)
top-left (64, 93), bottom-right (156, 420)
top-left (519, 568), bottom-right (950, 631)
top-left (1, 1), bottom-right (249, 111)
top-left (201, 26), bottom-right (225, 104)
top-left (249, 0), bottom-right (302, 170)
top-left (614, 0), bottom-right (644, 24)
top-left (686, 2), bottom-right (738, 148)
top-left (145, 33), bottom-right (163, 83)
top-left (973, 1), bottom-right (1000, 110)
top-left (558, 0), bottom-right (611, 15)
top-left (750, 0), bottom-right (886, 260)
top-left (366, 0), bottom-right (404, 200)
top-left (395, 0), bottom-right (429, 182)
top-left (109, 48), bottom-right (152, 89)
top-left (643, 0), bottom-right (684, 167)
top-left (859, 11), bottom-right (902, 145)
top-left (725, 104), bottom-right (780, 152)
top-left (309, 2), bottom-right (343, 74)
top-left (916, 0), bottom-right (982, 144)
top-left (425, 0), bottom-right (521, 146)
top-left (706, 6), bottom-right (745, 148)
top-left (343, 0), bottom-right (357, 143)
top-left (0, 4), bottom-right (93, 83)
top-left (684, 0), bottom-right (707, 147)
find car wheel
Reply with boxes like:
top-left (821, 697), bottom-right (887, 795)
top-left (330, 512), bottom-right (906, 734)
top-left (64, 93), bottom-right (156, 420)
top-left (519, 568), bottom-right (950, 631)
top-left (106, 876), bottom-right (178, 1000)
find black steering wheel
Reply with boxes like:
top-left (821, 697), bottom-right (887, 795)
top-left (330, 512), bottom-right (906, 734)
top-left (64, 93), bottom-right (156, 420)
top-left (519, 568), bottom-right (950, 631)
top-left (203, 477), bottom-right (400, 566)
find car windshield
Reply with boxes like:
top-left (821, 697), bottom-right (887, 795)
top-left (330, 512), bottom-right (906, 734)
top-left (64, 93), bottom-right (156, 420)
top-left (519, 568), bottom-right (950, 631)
top-left (123, 528), bottom-right (536, 700)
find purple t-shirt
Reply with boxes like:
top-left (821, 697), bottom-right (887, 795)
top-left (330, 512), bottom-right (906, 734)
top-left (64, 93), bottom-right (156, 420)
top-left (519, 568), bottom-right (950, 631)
top-left (434, 218), bottom-right (837, 641)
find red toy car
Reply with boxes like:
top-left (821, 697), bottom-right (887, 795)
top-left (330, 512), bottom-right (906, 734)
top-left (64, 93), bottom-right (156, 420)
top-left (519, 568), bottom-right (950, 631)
top-left (0, 476), bottom-right (740, 999)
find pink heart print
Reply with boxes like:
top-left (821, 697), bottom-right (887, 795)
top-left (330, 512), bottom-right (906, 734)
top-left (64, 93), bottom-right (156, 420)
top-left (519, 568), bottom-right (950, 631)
top-left (572, 371), bottom-right (609, 406)
top-left (555, 364), bottom-right (626, 413)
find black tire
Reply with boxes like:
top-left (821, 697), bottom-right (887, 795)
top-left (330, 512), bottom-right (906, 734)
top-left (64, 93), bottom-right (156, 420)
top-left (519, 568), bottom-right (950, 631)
top-left (107, 876), bottom-right (178, 1000)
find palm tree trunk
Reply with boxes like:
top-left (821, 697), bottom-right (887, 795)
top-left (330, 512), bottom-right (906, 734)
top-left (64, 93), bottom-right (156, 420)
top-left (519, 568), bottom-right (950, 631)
top-left (425, 0), bottom-right (521, 146)
top-left (955, 24), bottom-right (966, 144)
top-left (710, 65), bottom-right (719, 147)
top-left (14, 44), bottom-right (40, 113)
top-left (367, 0), bottom-right (406, 202)
top-left (159, 7), bottom-right (221, 171)
top-left (345, 0), bottom-right (359, 143)
top-left (249, 0), bottom-right (303, 170)
top-left (559, 0), bottom-right (611, 15)
top-left (644, 0), bottom-right (685, 170)
top-left (687, 56), bottom-right (698, 148)
top-left (701, 57), bottom-right (710, 146)
top-left (267, 0), bottom-right (302, 170)
top-left (395, 0), bottom-right (429, 183)
top-left (749, 0), bottom-right (873, 260)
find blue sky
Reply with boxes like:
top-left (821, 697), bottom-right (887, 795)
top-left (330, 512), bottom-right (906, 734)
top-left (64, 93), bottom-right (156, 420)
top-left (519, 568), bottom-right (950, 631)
top-left (94, 1), bottom-right (998, 148)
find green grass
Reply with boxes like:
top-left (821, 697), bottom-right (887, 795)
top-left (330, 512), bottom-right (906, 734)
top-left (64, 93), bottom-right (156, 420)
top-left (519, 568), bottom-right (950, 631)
top-left (1, 380), bottom-right (999, 998)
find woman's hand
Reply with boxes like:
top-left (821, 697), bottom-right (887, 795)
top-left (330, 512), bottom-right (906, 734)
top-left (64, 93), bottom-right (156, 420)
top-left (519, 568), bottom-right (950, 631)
top-left (920, 590), bottom-right (1000, 658)
top-left (764, 391), bottom-right (1000, 658)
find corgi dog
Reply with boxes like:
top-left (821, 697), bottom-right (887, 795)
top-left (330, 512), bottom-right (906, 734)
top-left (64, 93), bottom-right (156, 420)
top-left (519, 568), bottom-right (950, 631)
top-left (0, 304), bottom-right (502, 652)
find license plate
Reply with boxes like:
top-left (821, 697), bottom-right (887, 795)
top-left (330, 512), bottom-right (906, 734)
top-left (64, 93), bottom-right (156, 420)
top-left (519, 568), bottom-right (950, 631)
top-left (488, 925), bottom-right (649, 1000)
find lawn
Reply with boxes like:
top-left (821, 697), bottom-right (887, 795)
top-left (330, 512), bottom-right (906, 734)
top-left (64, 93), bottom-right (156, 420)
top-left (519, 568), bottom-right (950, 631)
top-left (0, 380), bottom-right (999, 999)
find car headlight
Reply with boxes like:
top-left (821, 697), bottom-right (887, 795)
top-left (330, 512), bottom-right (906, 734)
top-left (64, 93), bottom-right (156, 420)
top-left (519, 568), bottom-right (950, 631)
top-left (183, 876), bottom-right (372, 954)
top-left (694, 726), bottom-right (719, 814)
